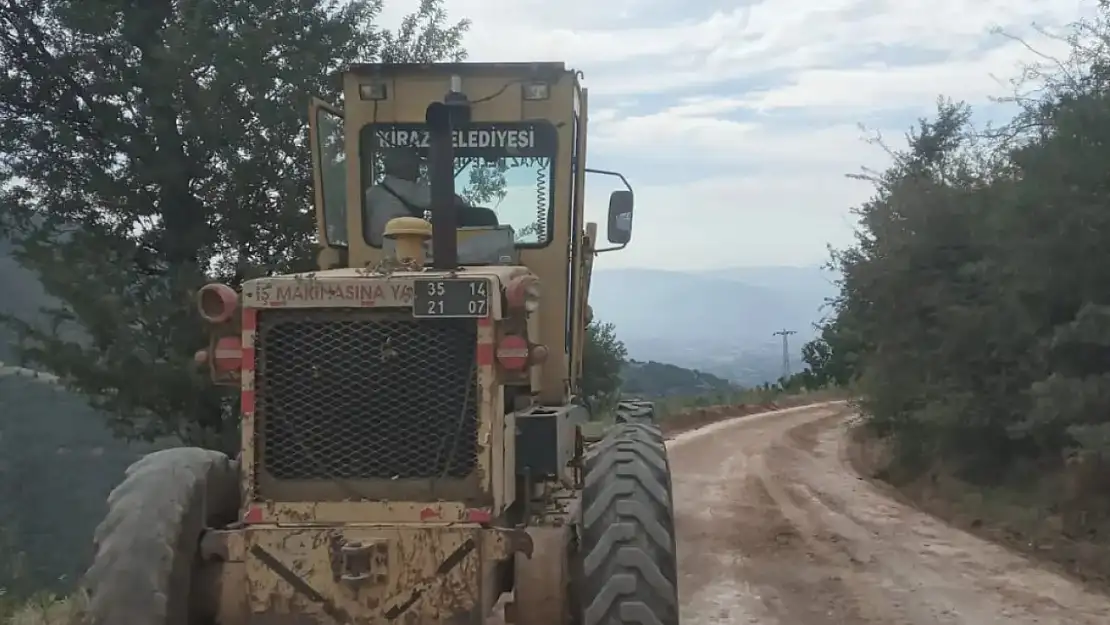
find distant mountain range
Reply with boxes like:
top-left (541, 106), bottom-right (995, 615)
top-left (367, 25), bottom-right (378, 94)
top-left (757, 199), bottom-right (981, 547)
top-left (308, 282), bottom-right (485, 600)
top-left (621, 359), bottom-right (736, 398)
top-left (591, 266), bottom-right (840, 386)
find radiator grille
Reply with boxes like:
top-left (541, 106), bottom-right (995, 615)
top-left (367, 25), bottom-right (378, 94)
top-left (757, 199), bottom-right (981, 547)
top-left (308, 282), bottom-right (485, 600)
top-left (254, 309), bottom-right (479, 485)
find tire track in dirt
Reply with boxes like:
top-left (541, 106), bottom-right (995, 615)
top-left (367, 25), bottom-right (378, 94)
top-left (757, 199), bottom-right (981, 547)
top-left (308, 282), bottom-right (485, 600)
top-left (670, 404), bottom-right (865, 624)
top-left (669, 404), bottom-right (1110, 625)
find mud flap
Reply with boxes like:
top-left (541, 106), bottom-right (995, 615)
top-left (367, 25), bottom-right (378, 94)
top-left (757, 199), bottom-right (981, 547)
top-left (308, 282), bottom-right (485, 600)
top-left (244, 525), bottom-right (532, 624)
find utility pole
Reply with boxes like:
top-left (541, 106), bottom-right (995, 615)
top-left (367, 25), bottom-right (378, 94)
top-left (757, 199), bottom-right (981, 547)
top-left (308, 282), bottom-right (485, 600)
top-left (772, 329), bottom-right (797, 379)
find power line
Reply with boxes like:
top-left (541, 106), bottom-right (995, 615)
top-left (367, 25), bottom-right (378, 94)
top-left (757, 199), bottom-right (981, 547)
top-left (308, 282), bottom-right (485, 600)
top-left (771, 329), bottom-right (797, 380)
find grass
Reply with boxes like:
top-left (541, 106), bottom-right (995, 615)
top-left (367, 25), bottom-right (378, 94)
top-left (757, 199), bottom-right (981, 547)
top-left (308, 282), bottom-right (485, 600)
top-left (0, 594), bottom-right (79, 625)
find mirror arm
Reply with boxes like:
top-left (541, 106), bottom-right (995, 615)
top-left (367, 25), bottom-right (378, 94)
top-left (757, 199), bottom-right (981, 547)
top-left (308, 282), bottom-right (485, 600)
top-left (585, 168), bottom-right (632, 192)
top-left (594, 242), bottom-right (627, 253)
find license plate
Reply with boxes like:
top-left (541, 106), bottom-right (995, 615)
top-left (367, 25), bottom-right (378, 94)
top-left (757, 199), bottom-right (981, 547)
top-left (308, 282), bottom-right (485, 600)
top-left (412, 278), bottom-right (491, 318)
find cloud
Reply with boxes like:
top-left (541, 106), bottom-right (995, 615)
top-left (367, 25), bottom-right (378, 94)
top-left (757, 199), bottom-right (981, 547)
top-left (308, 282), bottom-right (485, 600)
top-left (376, 0), bottom-right (1099, 269)
top-left (735, 38), bottom-right (1075, 112)
top-left (590, 106), bottom-right (886, 172)
top-left (584, 168), bottom-right (875, 271)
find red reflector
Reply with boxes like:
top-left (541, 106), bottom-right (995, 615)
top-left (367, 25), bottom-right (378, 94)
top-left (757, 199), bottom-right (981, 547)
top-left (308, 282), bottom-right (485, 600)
top-left (243, 506), bottom-right (263, 524)
top-left (496, 335), bottom-right (530, 370)
top-left (466, 508), bottom-right (492, 524)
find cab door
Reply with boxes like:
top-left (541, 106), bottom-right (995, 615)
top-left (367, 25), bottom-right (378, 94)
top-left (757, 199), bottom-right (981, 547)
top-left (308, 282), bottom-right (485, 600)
top-left (308, 98), bottom-right (347, 266)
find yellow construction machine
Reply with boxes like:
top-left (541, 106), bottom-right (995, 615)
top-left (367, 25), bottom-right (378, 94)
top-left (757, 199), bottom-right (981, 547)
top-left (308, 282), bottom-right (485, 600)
top-left (79, 63), bottom-right (678, 625)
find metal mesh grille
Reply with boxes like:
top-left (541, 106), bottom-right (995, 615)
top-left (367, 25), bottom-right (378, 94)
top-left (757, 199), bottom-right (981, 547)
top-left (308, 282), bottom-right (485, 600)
top-left (254, 309), bottom-right (479, 483)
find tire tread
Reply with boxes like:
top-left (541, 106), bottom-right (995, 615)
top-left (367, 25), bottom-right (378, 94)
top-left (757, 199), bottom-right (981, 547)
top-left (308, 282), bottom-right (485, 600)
top-left (614, 399), bottom-right (656, 425)
top-left (579, 422), bottom-right (679, 625)
top-left (82, 448), bottom-right (237, 625)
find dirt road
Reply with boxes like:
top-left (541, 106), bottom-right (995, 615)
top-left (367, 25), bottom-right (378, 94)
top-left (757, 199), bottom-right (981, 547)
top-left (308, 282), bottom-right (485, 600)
top-left (670, 403), bottom-right (1110, 625)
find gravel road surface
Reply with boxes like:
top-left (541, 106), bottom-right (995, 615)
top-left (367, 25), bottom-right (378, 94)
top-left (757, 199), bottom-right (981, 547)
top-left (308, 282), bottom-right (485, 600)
top-left (671, 403), bottom-right (1110, 625)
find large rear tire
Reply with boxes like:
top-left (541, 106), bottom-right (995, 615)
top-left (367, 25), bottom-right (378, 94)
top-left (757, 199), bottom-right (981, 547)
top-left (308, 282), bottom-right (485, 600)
top-left (577, 421), bottom-right (679, 625)
top-left (80, 448), bottom-right (240, 625)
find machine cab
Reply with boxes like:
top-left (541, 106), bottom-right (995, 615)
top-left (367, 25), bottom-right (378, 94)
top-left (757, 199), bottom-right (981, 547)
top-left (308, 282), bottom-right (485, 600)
top-left (308, 62), bottom-right (634, 403)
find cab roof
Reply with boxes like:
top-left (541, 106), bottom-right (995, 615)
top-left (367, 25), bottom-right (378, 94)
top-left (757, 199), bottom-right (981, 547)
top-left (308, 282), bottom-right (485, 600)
top-left (346, 62), bottom-right (570, 80)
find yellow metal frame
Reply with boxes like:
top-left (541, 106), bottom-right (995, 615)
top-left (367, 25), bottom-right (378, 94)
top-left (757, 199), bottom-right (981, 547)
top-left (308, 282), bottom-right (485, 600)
top-left (202, 62), bottom-right (616, 625)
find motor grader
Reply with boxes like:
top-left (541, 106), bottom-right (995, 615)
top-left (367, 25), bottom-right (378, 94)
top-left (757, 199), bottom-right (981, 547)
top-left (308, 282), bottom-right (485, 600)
top-left (78, 62), bottom-right (678, 625)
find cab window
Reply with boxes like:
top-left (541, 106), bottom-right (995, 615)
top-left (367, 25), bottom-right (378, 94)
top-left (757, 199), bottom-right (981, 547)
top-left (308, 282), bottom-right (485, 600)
top-left (315, 107), bottom-right (348, 246)
top-left (358, 122), bottom-right (557, 248)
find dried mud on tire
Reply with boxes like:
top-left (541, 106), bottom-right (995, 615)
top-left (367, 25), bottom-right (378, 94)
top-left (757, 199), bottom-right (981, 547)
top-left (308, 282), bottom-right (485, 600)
top-left (79, 448), bottom-right (240, 625)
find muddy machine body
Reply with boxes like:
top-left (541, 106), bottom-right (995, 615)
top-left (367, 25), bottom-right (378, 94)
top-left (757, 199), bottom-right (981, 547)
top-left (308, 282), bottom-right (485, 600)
top-left (79, 63), bottom-right (678, 625)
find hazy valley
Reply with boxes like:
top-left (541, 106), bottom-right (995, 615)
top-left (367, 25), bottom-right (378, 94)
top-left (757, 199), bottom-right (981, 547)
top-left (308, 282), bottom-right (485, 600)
top-left (591, 265), bottom-right (838, 385)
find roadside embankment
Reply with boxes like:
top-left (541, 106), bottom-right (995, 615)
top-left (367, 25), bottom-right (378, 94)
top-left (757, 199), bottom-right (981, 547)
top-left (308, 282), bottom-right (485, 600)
top-left (658, 388), bottom-right (847, 437)
top-left (846, 421), bottom-right (1110, 593)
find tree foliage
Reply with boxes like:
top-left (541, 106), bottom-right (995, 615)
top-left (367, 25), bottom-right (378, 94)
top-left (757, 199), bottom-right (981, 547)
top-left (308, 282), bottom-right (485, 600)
top-left (581, 319), bottom-right (628, 412)
top-left (813, 6), bottom-right (1110, 477)
top-left (798, 297), bottom-right (866, 389)
top-left (0, 0), bottom-right (469, 450)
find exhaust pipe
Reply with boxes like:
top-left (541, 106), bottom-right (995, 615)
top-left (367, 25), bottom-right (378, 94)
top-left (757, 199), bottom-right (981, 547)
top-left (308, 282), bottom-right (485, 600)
top-left (425, 86), bottom-right (470, 270)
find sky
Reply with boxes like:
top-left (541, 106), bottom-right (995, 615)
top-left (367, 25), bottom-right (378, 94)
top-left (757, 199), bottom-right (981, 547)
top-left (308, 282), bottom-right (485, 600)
top-left (377, 0), bottom-right (1097, 270)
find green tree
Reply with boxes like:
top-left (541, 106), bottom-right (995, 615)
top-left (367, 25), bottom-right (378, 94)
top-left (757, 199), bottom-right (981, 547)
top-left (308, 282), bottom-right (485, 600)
top-left (0, 0), bottom-right (469, 451)
top-left (801, 306), bottom-right (864, 388)
top-left (800, 338), bottom-right (832, 383)
top-left (581, 320), bottom-right (628, 413)
top-left (818, 4), bottom-right (1110, 480)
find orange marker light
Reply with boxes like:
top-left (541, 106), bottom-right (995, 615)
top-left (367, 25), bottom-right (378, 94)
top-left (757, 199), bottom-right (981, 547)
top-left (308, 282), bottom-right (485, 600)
top-left (505, 275), bottom-right (540, 312)
top-left (197, 283), bottom-right (239, 324)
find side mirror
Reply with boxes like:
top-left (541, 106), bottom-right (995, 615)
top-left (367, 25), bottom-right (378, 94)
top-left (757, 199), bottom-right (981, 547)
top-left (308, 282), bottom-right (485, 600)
top-left (607, 190), bottom-right (634, 245)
